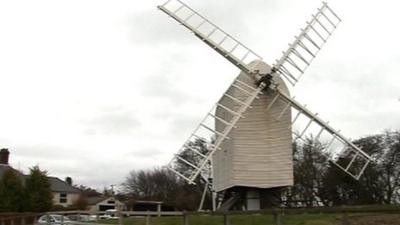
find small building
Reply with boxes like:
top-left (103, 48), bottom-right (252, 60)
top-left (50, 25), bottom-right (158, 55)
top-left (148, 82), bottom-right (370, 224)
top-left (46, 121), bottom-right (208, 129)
top-left (87, 196), bottom-right (123, 211)
top-left (130, 200), bottom-right (163, 212)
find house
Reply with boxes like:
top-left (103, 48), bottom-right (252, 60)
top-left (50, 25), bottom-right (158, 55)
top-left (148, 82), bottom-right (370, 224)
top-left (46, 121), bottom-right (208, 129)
top-left (0, 148), bottom-right (80, 208)
top-left (47, 176), bottom-right (80, 207)
top-left (87, 196), bottom-right (123, 211)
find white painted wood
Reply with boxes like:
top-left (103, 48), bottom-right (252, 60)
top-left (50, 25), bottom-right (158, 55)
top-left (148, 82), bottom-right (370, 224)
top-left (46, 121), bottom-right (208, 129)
top-left (213, 60), bottom-right (293, 192)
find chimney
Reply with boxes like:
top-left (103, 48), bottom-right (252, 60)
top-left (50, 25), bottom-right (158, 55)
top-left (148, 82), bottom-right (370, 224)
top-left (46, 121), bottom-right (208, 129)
top-left (0, 148), bottom-right (10, 165)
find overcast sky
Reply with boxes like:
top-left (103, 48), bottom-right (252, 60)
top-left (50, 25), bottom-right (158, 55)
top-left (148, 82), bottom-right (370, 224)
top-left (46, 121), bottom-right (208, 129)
top-left (0, 0), bottom-right (399, 191)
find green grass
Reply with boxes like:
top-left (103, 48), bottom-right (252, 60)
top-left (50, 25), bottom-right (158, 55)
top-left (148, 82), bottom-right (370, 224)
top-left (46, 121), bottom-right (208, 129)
top-left (100, 213), bottom-right (338, 225)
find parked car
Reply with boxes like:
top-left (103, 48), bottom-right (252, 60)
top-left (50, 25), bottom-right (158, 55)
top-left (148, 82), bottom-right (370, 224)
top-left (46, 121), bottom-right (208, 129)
top-left (37, 214), bottom-right (73, 225)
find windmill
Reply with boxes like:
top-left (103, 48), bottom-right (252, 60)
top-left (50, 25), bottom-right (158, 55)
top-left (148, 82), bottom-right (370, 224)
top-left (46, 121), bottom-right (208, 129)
top-left (158, 0), bottom-right (373, 210)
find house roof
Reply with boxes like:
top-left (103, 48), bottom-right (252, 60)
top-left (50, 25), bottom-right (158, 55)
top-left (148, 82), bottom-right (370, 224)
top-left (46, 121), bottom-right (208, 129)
top-left (0, 164), bottom-right (22, 179)
top-left (0, 164), bottom-right (10, 177)
top-left (135, 200), bottom-right (163, 204)
top-left (47, 176), bottom-right (80, 193)
top-left (87, 196), bottom-right (111, 205)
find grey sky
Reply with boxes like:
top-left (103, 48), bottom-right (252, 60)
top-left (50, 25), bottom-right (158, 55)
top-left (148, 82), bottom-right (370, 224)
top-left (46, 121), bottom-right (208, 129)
top-left (0, 0), bottom-right (399, 190)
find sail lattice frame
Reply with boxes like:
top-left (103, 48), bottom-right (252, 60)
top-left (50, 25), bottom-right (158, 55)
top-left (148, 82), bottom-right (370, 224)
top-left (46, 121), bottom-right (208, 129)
top-left (158, 0), bottom-right (262, 74)
top-left (266, 89), bottom-right (373, 180)
top-left (274, 2), bottom-right (341, 85)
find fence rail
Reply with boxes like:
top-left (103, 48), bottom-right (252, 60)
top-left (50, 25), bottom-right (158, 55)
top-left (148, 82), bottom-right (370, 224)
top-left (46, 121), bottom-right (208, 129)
top-left (1, 205), bottom-right (400, 225)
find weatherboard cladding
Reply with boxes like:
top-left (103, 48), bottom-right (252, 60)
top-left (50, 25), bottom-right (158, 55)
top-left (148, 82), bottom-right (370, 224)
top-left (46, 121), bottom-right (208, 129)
top-left (213, 61), bottom-right (293, 192)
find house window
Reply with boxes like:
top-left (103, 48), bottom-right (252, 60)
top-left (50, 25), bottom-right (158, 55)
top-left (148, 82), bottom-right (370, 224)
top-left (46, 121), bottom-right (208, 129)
top-left (107, 200), bottom-right (115, 204)
top-left (59, 193), bottom-right (67, 203)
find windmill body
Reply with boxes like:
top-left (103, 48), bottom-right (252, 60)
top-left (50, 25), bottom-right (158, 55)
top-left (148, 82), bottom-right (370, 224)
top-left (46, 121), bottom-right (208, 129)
top-left (214, 60), bottom-right (293, 192)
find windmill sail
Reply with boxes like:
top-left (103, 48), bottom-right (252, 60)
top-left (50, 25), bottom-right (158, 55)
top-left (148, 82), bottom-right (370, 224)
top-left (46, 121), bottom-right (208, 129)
top-left (159, 0), bottom-right (372, 185)
top-left (266, 88), bottom-right (373, 180)
top-left (158, 0), bottom-right (262, 74)
top-left (274, 2), bottom-right (341, 85)
top-left (166, 77), bottom-right (266, 184)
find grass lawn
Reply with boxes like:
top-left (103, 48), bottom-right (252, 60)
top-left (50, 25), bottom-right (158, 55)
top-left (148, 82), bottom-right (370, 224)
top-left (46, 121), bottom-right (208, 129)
top-left (99, 213), bottom-right (338, 225)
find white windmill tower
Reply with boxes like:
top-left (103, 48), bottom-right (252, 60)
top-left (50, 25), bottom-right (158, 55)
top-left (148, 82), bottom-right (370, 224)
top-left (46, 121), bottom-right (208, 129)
top-left (158, 0), bottom-right (373, 210)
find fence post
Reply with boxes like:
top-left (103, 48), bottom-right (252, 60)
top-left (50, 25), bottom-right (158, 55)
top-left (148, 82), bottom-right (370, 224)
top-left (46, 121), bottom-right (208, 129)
top-left (46, 213), bottom-right (50, 225)
top-left (118, 211), bottom-right (123, 225)
top-left (157, 203), bottom-right (161, 217)
top-left (145, 214), bottom-right (150, 225)
top-left (36, 214), bottom-right (41, 225)
top-left (183, 213), bottom-right (189, 225)
top-left (273, 212), bottom-right (281, 225)
top-left (341, 212), bottom-right (350, 225)
top-left (223, 214), bottom-right (230, 225)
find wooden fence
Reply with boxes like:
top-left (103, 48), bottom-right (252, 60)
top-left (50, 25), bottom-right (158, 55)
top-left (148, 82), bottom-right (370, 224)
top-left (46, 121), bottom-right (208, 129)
top-left (181, 205), bottom-right (400, 225)
top-left (0, 213), bottom-right (39, 225)
top-left (1, 205), bottom-right (400, 225)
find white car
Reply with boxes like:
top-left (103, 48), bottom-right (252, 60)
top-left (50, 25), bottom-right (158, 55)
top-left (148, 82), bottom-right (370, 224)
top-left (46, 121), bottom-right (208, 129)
top-left (37, 215), bottom-right (73, 225)
top-left (99, 209), bottom-right (119, 219)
